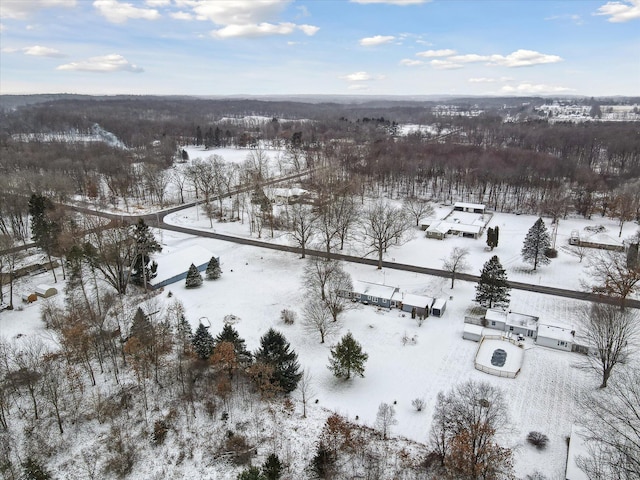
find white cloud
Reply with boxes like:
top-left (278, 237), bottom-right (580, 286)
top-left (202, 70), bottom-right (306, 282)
top-left (428, 49), bottom-right (562, 68)
top-left (416, 48), bottom-right (456, 57)
top-left (170, 11), bottom-right (194, 20)
top-left (341, 71), bottom-right (372, 82)
top-left (359, 35), bottom-right (395, 46)
top-left (488, 49), bottom-right (562, 67)
top-left (145, 0), bottom-right (169, 6)
top-left (350, 0), bottom-right (430, 5)
top-left (190, 0), bottom-right (291, 24)
top-left (348, 84), bottom-right (370, 90)
top-left (93, 0), bottom-right (160, 24)
top-left (595, 0), bottom-right (640, 22)
top-left (0, 23), bottom-right (4, 32)
top-left (468, 77), bottom-right (497, 83)
top-left (56, 54), bottom-right (143, 73)
top-left (23, 45), bottom-right (65, 57)
top-left (501, 83), bottom-right (574, 94)
top-left (545, 13), bottom-right (584, 25)
top-left (1, 47), bottom-right (20, 53)
top-left (298, 24), bottom-right (319, 35)
top-left (399, 58), bottom-right (424, 66)
top-left (0, 0), bottom-right (76, 19)
top-left (211, 22), bottom-right (317, 38)
top-left (430, 59), bottom-right (464, 70)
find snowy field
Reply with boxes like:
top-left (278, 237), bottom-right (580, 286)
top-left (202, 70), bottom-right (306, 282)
top-left (3, 208), bottom-right (634, 477)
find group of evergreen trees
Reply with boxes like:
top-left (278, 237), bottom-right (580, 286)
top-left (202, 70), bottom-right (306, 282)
top-left (185, 256), bottom-right (222, 288)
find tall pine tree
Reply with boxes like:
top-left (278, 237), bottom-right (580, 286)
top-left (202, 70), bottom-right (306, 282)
top-left (205, 256), bottom-right (222, 280)
top-left (192, 323), bottom-right (215, 360)
top-left (521, 218), bottom-right (551, 270)
top-left (328, 332), bottom-right (368, 380)
top-left (254, 328), bottom-right (301, 393)
top-left (131, 219), bottom-right (161, 288)
top-left (185, 263), bottom-right (203, 288)
top-left (29, 193), bottom-right (61, 282)
top-left (475, 255), bottom-right (510, 309)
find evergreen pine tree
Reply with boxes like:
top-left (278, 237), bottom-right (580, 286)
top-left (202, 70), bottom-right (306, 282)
top-left (486, 226), bottom-right (499, 251)
top-left (521, 218), bottom-right (551, 270)
top-left (215, 324), bottom-right (251, 364)
top-left (328, 332), bottom-right (368, 380)
top-left (262, 453), bottom-right (283, 480)
top-left (192, 323), bottom-right (215, 360)
top-left (237, 466), bottom-right (265, 480)
top-left (205, 256), bottom-right (222, 280)
top-left (185, 263), bottom-right (203, 288)
top-left (475, 255), bottom-right (510, 309)
top-left (28, 193), bottom-right (61, 281)
top-left (130, 307), bottom-right (154, 346)
top-left (254, 328), bottom-right (302, 393)
top-left (131, 219), bottom-right (161, 288)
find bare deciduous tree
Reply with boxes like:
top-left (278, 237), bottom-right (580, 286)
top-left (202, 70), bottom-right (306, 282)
top-left (429, 380), bottom-right (513, 478)
top-left (304, 257), bottom-right (341, 302)
top-left (298, 369), bottom-right (315, 418)
top-left (360, 200), bottom-right (412, 270)
top-left (286, 204), bottom-right (317, 259)
top-left (585, 251), bottom-right (640, 307)
top-left (577, 366), bottom-right (640, 479)
top-left (442, 247), bottom-right (470, 289)
top-left (578, 303), bottom-right (639, 388)
top-left (375, 402), bottom-right (397, 440)
top-left (403, 196), bottom-right (434, 227)
top-left (303, 299), bottom-right (341, 344)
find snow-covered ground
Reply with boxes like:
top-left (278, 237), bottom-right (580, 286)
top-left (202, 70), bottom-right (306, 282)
top-left (4, 202), bottom-right (637, 478)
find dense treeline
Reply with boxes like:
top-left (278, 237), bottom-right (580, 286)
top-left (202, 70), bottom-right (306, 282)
top-left (0, 95), bottom-right (638, 227)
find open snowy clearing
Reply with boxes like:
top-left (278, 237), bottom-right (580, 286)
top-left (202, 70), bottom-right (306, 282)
top-left (1, 216), bottom-right (618, 478)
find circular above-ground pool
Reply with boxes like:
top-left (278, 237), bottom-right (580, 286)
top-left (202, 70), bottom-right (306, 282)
top-left (475, 337), bottom-right (525, 378)
top-left (491, 348), bottom-right (507, 367)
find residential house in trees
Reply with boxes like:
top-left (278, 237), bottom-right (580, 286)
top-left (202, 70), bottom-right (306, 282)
top-left (484, 309), bottom-right (539, 338)
top-left (569, 229), bottom-right (625, 252)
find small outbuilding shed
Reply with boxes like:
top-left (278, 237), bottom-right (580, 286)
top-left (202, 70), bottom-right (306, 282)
top-left (431, 298), bottom-right (447, 317)
top-left (35, 284), bottom-right (58, 298)
top-left (393, 292), bottom-right (435, 317)
top-left (463, 323), bottom-right (484, 342)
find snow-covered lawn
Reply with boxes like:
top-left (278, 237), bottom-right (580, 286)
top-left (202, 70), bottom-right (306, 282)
top-left (1, 217), bottom-right (616, 478)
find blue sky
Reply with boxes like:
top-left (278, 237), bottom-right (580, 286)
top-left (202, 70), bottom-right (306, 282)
top-left (0, 0), bottom-right (638, 96)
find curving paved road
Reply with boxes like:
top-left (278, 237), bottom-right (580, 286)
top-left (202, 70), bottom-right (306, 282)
top-left (28, 168), bottom-right (640, 310)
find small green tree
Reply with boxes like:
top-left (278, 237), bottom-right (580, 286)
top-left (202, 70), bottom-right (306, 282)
top-left (262, 453), bottom-right (283, 480)
top-left (192, 323), bottom-right (215, 360)
top-left (185, 263), bottom-right (203, 288)
top-left (328, 332), bottom-right (368, 380)
top-left (254, 328), bottom-right (302, 393)
top-left (521, 218), bottom-right (551, 270)
top-left (237, 466), bottom-right (265, 480)
top-left (215, 324), bottom-right (252, 364)
top-left (475, 255), bottom-right (510, 309)
top-left (205, 256), bottom-right (222, 280)
top-left (486, 226), bottom-right (499, 251)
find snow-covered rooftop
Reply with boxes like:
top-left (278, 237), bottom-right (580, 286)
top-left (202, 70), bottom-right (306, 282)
top-left (352, 280), bottom-right (398, 299)
top-left (537, 323), bottom-right (575, 343)
top-left (150, 245), bottom-right (215, 286)
top-left (454, 201), bottom-right (485, 210)
top-left (565, 425), bottom-right (589, 480)
top-left (392, 292), bottom-right (435, 308)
